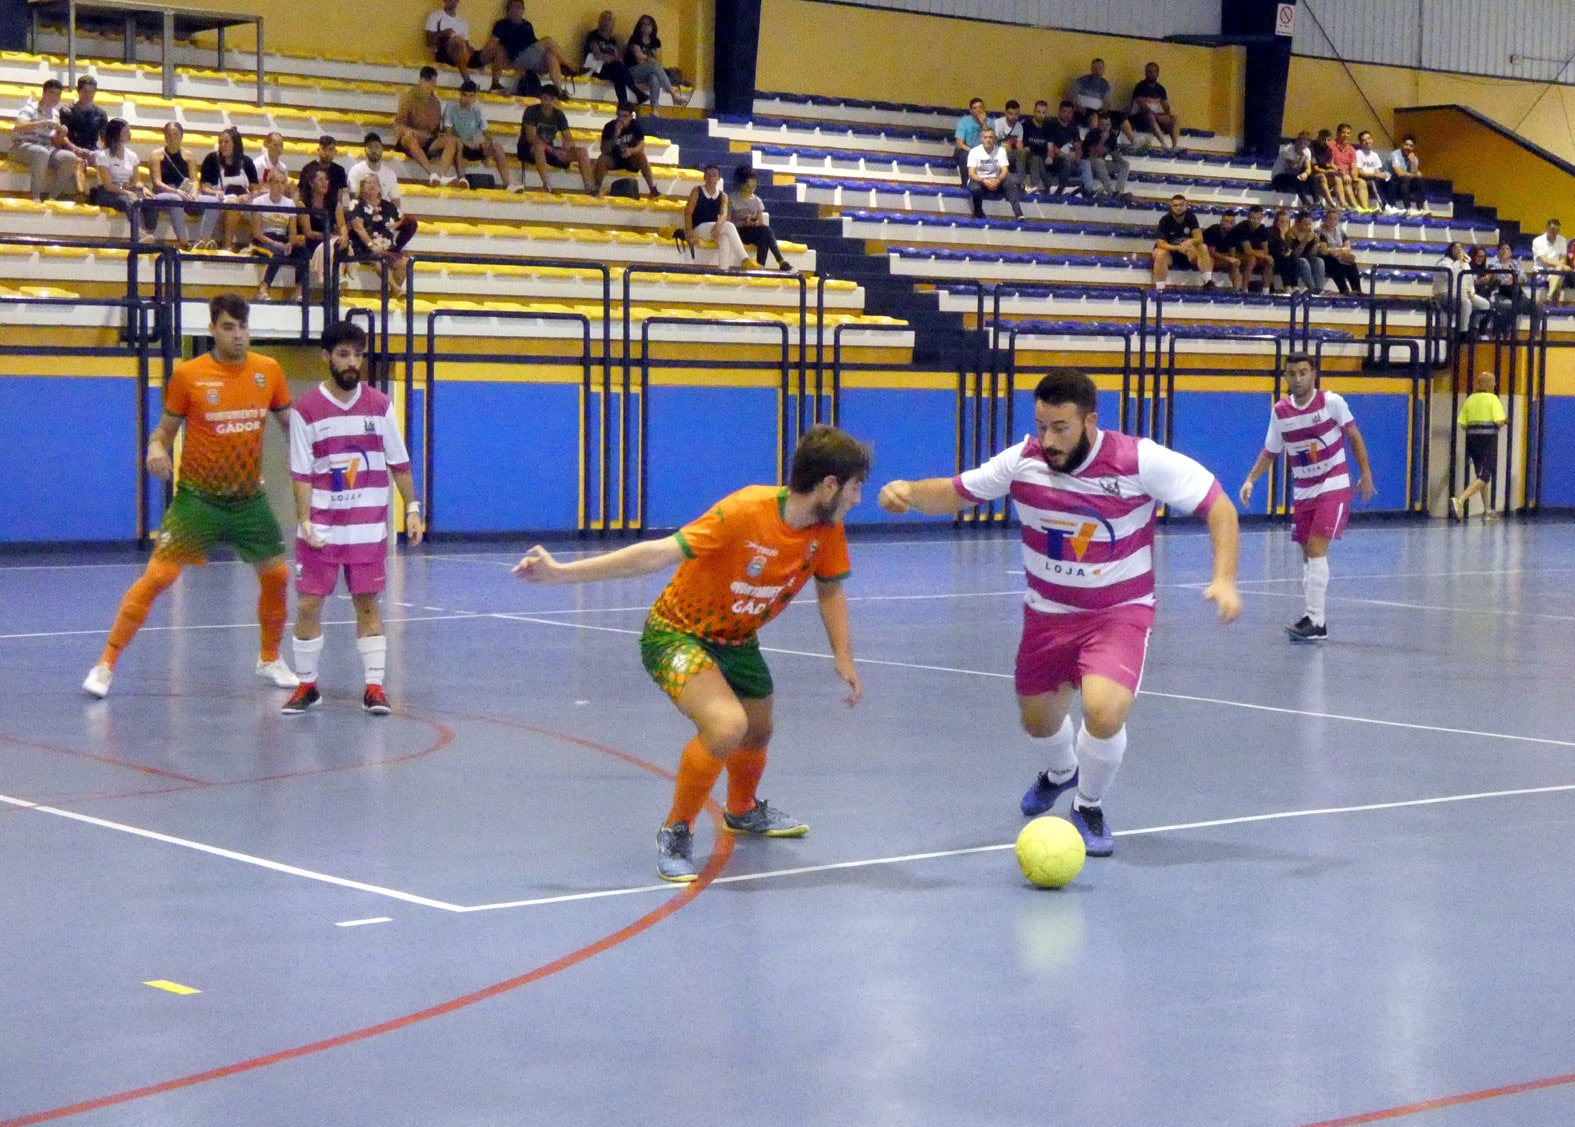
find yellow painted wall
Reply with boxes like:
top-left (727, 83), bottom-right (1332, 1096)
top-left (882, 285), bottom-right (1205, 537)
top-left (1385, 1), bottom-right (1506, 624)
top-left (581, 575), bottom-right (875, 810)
top-left (168, 0), bottom-right (712, 91)
top-left (1393, 106), bottom-right (1575, 233)
top-left (1285, 55), bottom-right (1575, 166)
top-left (756, 0), bottom-right (1244, 139)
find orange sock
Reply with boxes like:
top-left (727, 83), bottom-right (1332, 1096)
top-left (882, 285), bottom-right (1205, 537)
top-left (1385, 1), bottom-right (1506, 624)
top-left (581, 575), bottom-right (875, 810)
top-left (98, 557), bottom-right (182, 667)
top-left (256, 560), bottom-right (290, 663)
top-left (665, 737), bottom-right (726, 827)
top-left (725, 747), bottom-right (768, 816)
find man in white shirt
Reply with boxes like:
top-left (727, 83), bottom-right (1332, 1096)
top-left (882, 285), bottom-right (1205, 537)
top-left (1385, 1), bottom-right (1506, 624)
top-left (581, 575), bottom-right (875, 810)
top-left (1532, 218), bottom-right (1568, 304)
top-left (967, 129), bottom-right (1023, 220)
top-left (991, 100), bottom-right (1025, 177)
top-left (254, 131), bottom-right (290, 186)
top-left (10, 78), bottom-right (81, 200)
top-left (1352, 131), bottom-right (1396, 215)
top-left (425, 0), bottom-right (481, 83)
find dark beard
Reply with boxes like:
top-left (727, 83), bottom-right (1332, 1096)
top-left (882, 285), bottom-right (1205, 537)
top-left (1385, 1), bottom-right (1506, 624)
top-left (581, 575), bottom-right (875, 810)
top-left (1043, 431), bottom-right (1092, 474)
top-left (330, 367), bottom-right (361, 391)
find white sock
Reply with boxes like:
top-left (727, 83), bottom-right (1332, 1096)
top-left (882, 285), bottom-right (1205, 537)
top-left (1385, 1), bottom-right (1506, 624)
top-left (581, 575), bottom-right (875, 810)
top-left (357, 635), bottom-right (386, 687)
top-left (1073, 723), bottom-right (1126, 807)
top-left (292, 634), bottom-right (323, 684)
top-left (1039, 716), bottom-right (1077, 780)
top-left (1304, 555), bottom-right (1330, 627)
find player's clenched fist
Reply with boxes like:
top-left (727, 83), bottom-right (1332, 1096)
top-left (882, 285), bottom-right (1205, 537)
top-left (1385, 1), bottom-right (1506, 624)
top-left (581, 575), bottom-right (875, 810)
top-left (512, 545), bottom-right (562, 582)
top-left (877, 480), bottom-right (914, 514)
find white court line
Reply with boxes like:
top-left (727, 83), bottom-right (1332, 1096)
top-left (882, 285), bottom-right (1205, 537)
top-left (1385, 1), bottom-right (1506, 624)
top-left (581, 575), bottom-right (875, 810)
top-left (0, 611), bottom-right (480, 642)
top-left (1225, 588), bottom-right (1575, 622)
top-left (335, 917), bottom-right (393, 927)
top-left (0, 793), bottom-right (466, 911)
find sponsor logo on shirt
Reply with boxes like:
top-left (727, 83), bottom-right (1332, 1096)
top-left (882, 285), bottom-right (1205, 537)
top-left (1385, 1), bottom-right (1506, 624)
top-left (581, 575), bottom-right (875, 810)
top-left (327, 450), bottom-right (368, 493)
top-left (254, 372), bottom-right (266, 388)
top-left (744, 540), bottom-right (777, 556)
top-left (1043, 505), bottom-right (1118, 565)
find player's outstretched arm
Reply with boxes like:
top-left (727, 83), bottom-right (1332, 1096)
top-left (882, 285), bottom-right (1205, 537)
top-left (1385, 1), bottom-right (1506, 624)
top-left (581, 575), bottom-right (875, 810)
top-left (878, 477), bottom-right (972, 516)
top-left (1237, 450), bottom-right (1276, 509)
top-left (815, 578), bottom-right (862, 706)
top-left (1345, 424), bottom-right (1377, 501)
top-left (513, 535), bottom-right (685, 585)
top-left (1201, 493), bottom-right (1242, 624)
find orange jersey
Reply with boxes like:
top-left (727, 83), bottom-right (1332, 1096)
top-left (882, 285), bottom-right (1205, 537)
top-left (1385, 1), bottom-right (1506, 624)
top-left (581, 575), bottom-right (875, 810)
top-left (164, 352), bottom-right (290, 498)
top-left (651, 485), bottom-right (853, 643)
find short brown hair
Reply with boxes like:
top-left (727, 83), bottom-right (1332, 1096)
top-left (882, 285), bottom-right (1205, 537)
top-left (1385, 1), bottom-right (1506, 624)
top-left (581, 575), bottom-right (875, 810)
top-left (209, 293), bottom-right (249, 325)
top-left (788, 425), bottom-right (871, 492)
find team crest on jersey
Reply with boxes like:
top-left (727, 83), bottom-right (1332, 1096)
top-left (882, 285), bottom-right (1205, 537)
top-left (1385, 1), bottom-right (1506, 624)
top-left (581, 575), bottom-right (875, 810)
top-left (253, 372), bottom-right (266, 388)
top-left (206, 389), bottom-right (220, 405)
top-left (363, 418), bottom-right (377, 435)
top-left (806, 540), bottom-right (819, 559)
top-left (1094, 478), bottom-right (1123, 498)
top-left (746, 555), bottom-right (767, 578)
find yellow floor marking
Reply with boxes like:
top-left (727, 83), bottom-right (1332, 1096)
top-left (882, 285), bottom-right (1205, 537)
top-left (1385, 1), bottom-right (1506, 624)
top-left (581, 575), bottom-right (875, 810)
top-left (143, 980), bottom-right (200, 995)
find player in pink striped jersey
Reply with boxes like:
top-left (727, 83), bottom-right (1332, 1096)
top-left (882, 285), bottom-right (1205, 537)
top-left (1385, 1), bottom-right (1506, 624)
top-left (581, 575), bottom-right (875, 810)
top-left (879, 369), bottom-right (1241, 857)
top-left (282, 322), bottom-right (425, 716)
top-left (1238, 353), bottom-right (1376, 643)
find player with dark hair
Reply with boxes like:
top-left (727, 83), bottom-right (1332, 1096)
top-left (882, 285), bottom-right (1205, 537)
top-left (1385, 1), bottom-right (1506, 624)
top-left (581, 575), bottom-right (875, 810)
top-left (282, 322), bottom-right (424, 716)
top-left (1238, 352), bottom-right (1376, 642)
top-left (879, 369), bottom-right (1242, 857)
top-left (84, 294), bottom-right (297, 697)
top-left (513, 425), bottom-right (872, 882)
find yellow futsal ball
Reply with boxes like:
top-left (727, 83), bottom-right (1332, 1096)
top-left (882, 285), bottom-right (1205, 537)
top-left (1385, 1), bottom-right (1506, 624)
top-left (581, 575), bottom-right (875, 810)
top-left (1015, 816), bottom-right (1087, 888)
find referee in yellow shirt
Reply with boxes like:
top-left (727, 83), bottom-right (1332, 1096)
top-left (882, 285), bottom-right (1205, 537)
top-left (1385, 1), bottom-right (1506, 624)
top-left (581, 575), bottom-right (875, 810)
top-left (1451, 370), bottom-right (1508, 520)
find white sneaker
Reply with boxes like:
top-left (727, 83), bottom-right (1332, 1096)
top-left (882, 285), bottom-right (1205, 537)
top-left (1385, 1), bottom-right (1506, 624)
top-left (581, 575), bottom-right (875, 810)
top-left (82, 663), bottom-right (113, 698)
top-left (256, 658), bottom-right (300, 689)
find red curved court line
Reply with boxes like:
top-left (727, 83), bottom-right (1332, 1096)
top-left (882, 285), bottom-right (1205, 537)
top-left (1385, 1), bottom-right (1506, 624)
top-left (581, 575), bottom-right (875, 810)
top-left (0, 719), bottom-right (728, 1126)
top-left (1295, 1070), bottom-right (1575, 1126)
top-left (0, 733), bottom-right (210, 784)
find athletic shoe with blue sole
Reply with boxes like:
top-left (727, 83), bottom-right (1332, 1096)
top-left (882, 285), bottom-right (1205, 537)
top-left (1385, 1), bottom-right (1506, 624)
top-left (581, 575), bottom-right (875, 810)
top-left (1069, 803), bottom-right (1115, 857)
top-left (1020, 768), bottom-right (1079, 817)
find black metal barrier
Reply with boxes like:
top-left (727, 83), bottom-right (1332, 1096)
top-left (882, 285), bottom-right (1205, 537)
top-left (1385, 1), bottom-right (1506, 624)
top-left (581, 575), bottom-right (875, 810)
top-left (636, 316), bottom-right (792, 532)
top-left (828, 321), bottom-right (922, 427)
top-left (423, 308), bottom-right (595, 531)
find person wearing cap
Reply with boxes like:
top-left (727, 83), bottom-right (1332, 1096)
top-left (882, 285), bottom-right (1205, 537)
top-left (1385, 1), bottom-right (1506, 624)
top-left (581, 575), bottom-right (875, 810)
top-left (445, 79), bottom-right (512, 189)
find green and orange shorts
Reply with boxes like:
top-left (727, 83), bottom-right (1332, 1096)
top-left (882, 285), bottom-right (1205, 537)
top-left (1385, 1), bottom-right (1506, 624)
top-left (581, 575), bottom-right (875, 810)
top-left (639, 616), bottom-right (774, 701)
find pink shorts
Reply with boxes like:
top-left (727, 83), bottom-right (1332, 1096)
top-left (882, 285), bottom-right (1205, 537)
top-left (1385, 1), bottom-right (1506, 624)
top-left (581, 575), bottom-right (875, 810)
top-left (1292, 493), bottom-right (1350, 545)
top-left (295, 548), bottom-right (386, 597)
top-left (1015, 603), bottom-right (1154, 697)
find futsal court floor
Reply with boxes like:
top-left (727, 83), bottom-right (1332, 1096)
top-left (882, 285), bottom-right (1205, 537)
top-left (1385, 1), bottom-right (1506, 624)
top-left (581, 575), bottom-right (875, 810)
top-left (2, 517), bottom-right (1573, 1126)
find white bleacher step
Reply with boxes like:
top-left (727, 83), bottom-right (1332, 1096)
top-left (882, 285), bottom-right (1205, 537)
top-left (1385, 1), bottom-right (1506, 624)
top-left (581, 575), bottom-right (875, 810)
top-left (934, 289), bottom-right (1430, 331)
top-left (989, 333), bottom-right (1415, 362)
top-left (713, 119), bottom-right (946, 160)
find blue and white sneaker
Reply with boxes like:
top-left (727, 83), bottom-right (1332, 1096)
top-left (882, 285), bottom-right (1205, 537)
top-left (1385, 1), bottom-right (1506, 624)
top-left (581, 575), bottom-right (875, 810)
top-left (722, 799), bottom-right (808, 838)
top-left (1020, 768), bottom-right (1079, 817)
top-left (656, 821), bottom-right (698, 883)
top-left (1069, 803), bottom-right (1115, 857)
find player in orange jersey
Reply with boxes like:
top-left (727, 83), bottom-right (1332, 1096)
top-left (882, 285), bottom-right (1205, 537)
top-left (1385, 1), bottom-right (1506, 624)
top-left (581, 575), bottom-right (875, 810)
top-left (514, 425), bottom-right (870, 882)
top-left (83, 294), bottom-right (299, 698)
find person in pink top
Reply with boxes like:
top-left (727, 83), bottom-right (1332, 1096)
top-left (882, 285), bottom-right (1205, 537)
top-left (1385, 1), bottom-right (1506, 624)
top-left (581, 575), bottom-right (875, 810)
top-left (284, 321), bottom-right (425, 716)
top-left (1327, 122), bottom-right (1362, 211)
top-left (1238, 353), bottom-right (1376, 644)
top-left (878, 369), bottom-right (1242, 857)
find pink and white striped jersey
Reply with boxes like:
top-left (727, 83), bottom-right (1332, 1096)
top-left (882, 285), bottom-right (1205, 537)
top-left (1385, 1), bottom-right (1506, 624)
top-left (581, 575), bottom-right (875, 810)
top-left (289, 383), bottom-right (411, 564)
top-left (1263, 390), bottom-right (1355, 505)
top-left (954, 429), bottom-right (1222, 616)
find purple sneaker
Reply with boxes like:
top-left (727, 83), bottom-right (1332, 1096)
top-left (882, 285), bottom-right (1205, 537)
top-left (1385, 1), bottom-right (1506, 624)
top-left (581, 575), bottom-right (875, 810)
top-left (1021, 768), bottom-right (1079, 817)
top-left (1069, 803), bottom-right (1115, 857)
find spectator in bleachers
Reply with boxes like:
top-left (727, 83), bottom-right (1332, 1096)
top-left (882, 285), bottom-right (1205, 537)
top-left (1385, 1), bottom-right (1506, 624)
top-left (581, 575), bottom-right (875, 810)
top-left (86, 117), bottom-right (148, 215)
top-left (730, 166), bottom-right (791, 271)
top-left (251, 167), bottom-right (309, 303)
top-left (1202, 210), bottom-right (1242, 290)
top-left (425, 0), bottom-right (483, 85)
top-left (1068, 57), bottom-right (1134, 143)
top-left (484, 0), bottom-right (578, 96)
top-left (1289, 210), bottom-right (1326, 293)
top-left (346, 173), bottom-right (413, 296)
top-left (1040, 100), bottom-right (1083, 196)
top-left (1487, 242), bottom-right (1531, 329)
top-left (146, 121), bottom-right (200, 249)
top-left (1151, 193), bottom-right (1211, 290)
top-left (395, 67), bottom-right (460, 187)
top-left (60, 75), bottom-right (107, 155)
top-left (1328, 124), bottom-right (1362, 211)
top-left (255, 131), bottom-right (290, 183)
top-left (592, 101), bottom-right (660, 197)
top-left (1388, 135), bottom-right (1425, 216)
top-left (1434, 241), bottom-right (1489, 338)
top-left (1469, 245), bottom-right (1500, 311)
top-left (347, 134), bottom-right (418, 251)
top-left (582, 10), bottom-right (639, 106)
top-left (298, 165), bottom-right (349, 294)
top-left (1129, 62), bottom-right (1179, 151)
top-left (1531, 219), bottom-right (1567, 304)
top-left (518, 85), bottom-right (595, 194)
top-left (1270, 131), bottom-right (1317, 206)
top-left (1232, 204), bottom-right (1274, 292)
top-left (11, 78), bottom-right (81, 201)
top-left (624, 15), bottom-right (687, 110)
top-left (683, 163), bottom-right (749, 271)
top-left (445, 79), bottom-right (511, 189)
top-left (1078, 110), bottom-right (1130, 202)
top-left (966, 129), bottom-right (1023, 221)
top-left (1021, 101), bottom-right (1054, 193)
top-left (1316, 209), bottom-right (1362, 295)
top-left (198, 127), bottom-right (259, 251)
top-left (992, 101), bottom-right (1025, 176)
top-left (953, 97), bottom-right (987, 188)
top-left (1352, 132), bottom-right (1395, 215)
top-left (299, 136), bottom-right (350, 217)
top-left (1267, 207), bottom-right (1298, 293)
